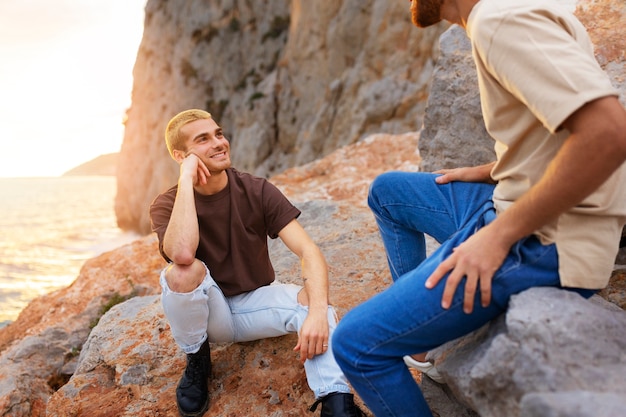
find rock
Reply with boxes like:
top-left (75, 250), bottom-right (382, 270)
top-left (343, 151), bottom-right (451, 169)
top-left (45, 296), bottom-right (180, 416)
top-left (598, 269), bottom-right (626, 309)
top-left (427, 288), bottom-right (626, 417)
top-left (115, 0), bottom-right (447, 234)
top-left (419, 25), bottom-right (494, 173)
top-left (60, 133), bottom-right (419, 415)
top-left (46, 295), bottom-right (315, 416)
top-left (0, 239), bottom-right (165, 417)
top-left (576, 0), bottom-right (626, 105)
top-left (520, 391), bottom-right (626, 417)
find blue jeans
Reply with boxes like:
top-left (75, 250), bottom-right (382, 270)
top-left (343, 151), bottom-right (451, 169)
top-left (332, 172), bottom-right (592, 416)
top-left (160, 265), bottom-right (351, 399)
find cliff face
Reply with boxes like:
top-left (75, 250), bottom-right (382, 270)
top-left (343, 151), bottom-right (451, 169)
top-left (115, 0), bottom-right (447, 234)
top-left (0, 0), bottom-right (624, 416)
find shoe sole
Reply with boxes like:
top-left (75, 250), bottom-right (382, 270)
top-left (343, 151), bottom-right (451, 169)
top-left (177, 398), bottom-right (209, 417)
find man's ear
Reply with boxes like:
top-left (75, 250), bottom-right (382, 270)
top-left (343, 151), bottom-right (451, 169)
top-left (172, 149), bottom-right (186, 164)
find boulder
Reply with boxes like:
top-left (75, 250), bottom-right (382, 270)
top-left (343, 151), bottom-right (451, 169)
top-left (0, 239), bottom-right (164, 417)
top-left (419, 25), bottom-right (493, 173)
top-left (426, 289), bottom-right (626, 417)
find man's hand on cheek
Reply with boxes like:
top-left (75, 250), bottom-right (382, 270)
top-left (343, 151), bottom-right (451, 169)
top-left (181, 153), bottom-right (210, 185)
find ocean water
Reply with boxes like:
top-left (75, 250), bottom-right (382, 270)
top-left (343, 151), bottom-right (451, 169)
top-left (0, 176), bottom-right (140, 326)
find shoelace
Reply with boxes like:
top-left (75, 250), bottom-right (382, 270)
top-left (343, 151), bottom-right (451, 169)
top-left (181, 355), bottom-right (208, 387)
top-left (308, 398), bottom-right (322, 412)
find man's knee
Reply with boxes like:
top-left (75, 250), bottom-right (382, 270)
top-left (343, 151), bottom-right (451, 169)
top-left (296, 288), bottom-right (310, 306)
top-left (164, 259), bottom-right (207, 293)
top-left (332, 309), bottom-right (360, 364)
top-left (368, 171), bottom-right (419, 211)
top-left (368, 173), bottom-right (390, 210)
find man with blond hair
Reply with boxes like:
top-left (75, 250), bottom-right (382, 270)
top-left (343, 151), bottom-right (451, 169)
top-left (150, 109), bottom-right (364, 417)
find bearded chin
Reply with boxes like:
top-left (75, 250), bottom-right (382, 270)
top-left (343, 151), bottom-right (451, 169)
top-left (411, 1), bottom-right (442, 28)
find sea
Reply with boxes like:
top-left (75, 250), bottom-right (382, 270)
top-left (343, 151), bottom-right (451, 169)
top-left (0, 176), bottom-right (141, 327)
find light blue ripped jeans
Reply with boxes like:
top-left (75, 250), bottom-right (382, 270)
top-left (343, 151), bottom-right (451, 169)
top-left (160, 266), bottom-right (351, 399)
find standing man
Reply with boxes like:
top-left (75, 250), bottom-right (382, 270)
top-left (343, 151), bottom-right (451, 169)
top-left (332, 0), bottom-right (626, 416)
top-left (150, 109), bottom-right (364, 417)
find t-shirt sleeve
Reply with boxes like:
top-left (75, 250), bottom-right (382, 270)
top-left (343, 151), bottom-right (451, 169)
top-left (471, 6), bottom-right (618, 133)
top-left (149, 189), bottom-right (176, 262)
top-left (262, 181), bottom-right (301, 239)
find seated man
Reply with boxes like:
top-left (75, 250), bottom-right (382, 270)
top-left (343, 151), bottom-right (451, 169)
top-left (332, 0), bottom-right (626, 416)
top-left (150, 109), bottom-right (364, 417)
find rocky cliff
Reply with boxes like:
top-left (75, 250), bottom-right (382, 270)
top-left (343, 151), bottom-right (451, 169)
top-left (114, 0), bottom-right (447, 234)
top-left (1, 0), bottom-right (625, 416)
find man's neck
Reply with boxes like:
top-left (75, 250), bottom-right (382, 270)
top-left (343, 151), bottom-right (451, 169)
top-left (444, 0), bottom-right (480, 28)
top-left (194, 169), bottom-right (229, 195)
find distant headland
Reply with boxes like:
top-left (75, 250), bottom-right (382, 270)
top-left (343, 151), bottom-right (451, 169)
top-left (62, 153), bottom-right (118, 176)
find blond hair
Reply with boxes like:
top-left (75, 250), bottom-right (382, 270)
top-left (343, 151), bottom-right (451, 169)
top-left (164, 109), bottom-right (213, 157)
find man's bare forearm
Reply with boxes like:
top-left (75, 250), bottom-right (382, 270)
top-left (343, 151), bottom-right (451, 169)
top-left (301, 245), bottom-right (330, 313)
top-left (163, 175), bottom-right (200, 264)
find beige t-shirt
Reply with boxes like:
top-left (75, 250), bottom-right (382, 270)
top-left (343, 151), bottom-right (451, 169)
top-left (467, 0), bottom-right (626, 288)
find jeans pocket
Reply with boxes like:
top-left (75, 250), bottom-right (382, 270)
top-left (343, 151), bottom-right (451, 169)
top-left (491, 235), bottom-right (560, 308)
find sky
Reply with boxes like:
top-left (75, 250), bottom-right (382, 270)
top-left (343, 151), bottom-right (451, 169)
top-left (0, 0), bottom-right (147, 178)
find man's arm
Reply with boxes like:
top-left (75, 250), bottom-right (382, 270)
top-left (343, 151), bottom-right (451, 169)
top-left (162, 154), bottom-right (209, 265)
top-left (426, 96), bottom-right (626, 313)
top-left (278, 219), bottom-right (330, 363)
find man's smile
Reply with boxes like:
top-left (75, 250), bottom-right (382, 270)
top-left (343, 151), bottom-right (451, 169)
top-left (210, 152), bottom-right (227, 159)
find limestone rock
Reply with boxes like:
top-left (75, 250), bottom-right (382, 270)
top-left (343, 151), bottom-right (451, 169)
top-left (115, 0), bottom-right (446, 234)
top-left (520, 391), bottom-right (626, 417)
top-left (0, 239), bottom-right (165, 417)
top-left (45, 136), bottom-right (419, 415)
top-left (47, 199), bottom-right (385, 416)
top-left (419, 25), bottom-right (493, 173)
top-left (428, 288), bottom-right (626, 417)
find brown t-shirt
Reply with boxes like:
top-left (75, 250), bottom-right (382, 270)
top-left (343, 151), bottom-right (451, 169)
top-left (150, 168), bottom-right (301, 296)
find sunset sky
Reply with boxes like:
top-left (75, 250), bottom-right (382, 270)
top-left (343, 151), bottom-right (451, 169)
top-left (0, 0), bottom-right (146, 178)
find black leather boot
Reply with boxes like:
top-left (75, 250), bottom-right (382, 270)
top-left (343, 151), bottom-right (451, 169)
top-left (309, 392), bottom-right (366, 417)
top-left (176, 340), bottom-right (212, 417)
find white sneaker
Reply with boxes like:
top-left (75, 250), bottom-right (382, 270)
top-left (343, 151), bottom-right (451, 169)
top-left (403, 355), bottom-right (445, 384)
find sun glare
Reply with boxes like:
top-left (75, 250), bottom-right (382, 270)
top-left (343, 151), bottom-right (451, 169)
top-left (0, 0), bottom-right (146, 178)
